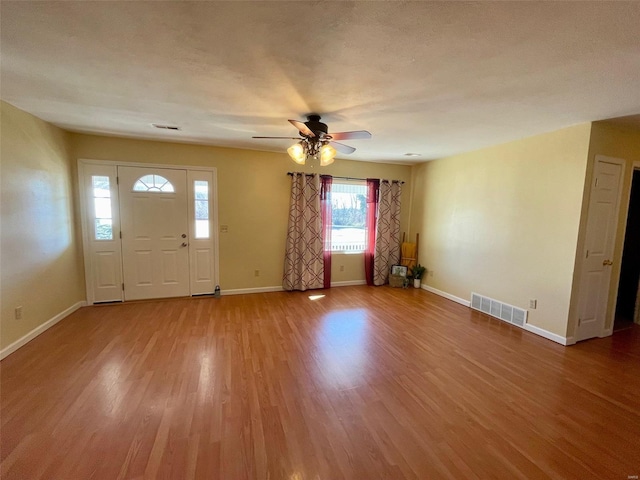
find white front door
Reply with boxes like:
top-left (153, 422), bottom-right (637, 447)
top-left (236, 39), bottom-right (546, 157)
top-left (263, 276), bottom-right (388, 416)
top-left (118, 166), bottom-right (190, 300)
top-left (575, 157), bottom-right (624, 342)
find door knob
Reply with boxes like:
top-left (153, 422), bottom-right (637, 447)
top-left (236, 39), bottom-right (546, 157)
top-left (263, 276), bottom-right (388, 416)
top-left (181, 233), bottom-right (187, 238)
top-left (181, 242), bottom-right (188, 247)
top-left (603, 259), bottom-right (613, 266)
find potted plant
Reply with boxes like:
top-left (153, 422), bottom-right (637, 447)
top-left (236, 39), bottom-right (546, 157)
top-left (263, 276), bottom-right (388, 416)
top-left (411, 264), bottom-right (426, 288)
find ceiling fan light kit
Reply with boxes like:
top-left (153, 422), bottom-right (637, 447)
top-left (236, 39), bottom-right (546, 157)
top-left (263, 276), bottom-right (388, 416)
top-left (253, 114), bottom-right (371, 166)
top-left (319, 144), bottom-right (336, 166)
top-left (287, 138), bottom-right (337, 166)
top-left (287, 142), bottom-right (306, 164)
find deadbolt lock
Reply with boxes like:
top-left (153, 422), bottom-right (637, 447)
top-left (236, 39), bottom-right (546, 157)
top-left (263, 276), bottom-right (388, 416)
top-left (181, 233), bottom-right (187, 238)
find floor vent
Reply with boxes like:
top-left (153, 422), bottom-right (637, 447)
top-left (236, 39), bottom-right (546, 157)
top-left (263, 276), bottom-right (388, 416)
top-left (470, 292), bottom-right (528, 327)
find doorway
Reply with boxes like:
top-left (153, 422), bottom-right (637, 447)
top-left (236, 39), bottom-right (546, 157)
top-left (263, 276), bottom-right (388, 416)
top-left (78, 160), bottom-right (219, 304)
top-left (614, 168), bottom-right (640, 331)
top-left (575, 156), bottom-right (625, 342)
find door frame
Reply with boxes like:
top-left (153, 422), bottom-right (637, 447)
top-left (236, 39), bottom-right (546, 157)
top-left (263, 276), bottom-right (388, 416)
top-left (615, 160), bottom-right (640, 326)
top-left (573, 155), bottom-right (627, 341)
top-left (78, 158), bottom-right (219, 304)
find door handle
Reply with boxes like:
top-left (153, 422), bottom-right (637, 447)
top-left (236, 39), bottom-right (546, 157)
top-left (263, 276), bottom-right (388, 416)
top-left (181, 233), bottom-right (187, 238)
top-left (181, 242), bottom-right (188, 247)
top-left (603, 259), bottom-right (613, 266)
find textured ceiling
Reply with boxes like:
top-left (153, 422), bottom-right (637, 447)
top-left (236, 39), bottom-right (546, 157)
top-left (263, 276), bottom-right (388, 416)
top-left (2, 1), bottom-right (640, 163)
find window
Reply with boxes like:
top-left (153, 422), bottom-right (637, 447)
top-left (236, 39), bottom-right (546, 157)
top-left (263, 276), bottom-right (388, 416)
top-left (194, 180), bottom-right (209, 238)
top-left (92, 175), bottom-right (113, 240)
top-left (330, 181), bottom-right (367, 252)
top-left (132, 174), bottom-right (174, 192)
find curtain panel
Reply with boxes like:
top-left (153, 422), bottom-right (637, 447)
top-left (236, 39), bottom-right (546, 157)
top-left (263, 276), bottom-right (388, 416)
top-left (364, 179), bottom-right (380, 286)
top-left (321, 175), bottom-right (333, 289)
top-left (283, 173), bottom-right (332, 291)
top-left (372, 180), bottom-right (402, 286)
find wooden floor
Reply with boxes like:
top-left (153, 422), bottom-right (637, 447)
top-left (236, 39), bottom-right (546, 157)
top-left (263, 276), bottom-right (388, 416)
top-left (2, 286), bottom-right (640, 479)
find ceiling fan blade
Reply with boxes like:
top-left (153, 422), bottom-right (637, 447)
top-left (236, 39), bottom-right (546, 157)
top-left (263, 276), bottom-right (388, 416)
top-left (330, 141), bottom-right (356, 154)
top-left (252, 136), bottom-right (301, 140)
top-left (326, 130), bottom-right (372, 141)
top-left (288, 119), bottom-right (316, 138)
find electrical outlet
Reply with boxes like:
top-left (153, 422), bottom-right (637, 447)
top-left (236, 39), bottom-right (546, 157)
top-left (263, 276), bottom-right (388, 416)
top-left (529, 299), bottom-right (537, 309)
top-left (220, 225), bottom-right (229, 233)
top-left (254, 270), bottom-right (260, 277)
top-left (339, 265), bottom-right (345, 272)
top-left (15, 306), bottom-right (23, 320)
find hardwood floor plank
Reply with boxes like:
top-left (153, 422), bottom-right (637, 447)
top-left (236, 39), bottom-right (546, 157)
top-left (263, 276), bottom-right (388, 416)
top-left (2, 286), bottom-right (640, 479)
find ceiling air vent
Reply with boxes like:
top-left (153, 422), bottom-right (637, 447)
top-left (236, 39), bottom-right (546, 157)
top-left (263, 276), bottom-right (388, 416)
top-left (152, 124), bottom-right (181, 131)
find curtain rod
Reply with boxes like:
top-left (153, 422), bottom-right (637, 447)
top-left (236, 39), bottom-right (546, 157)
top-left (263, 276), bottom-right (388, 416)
top-left (287, 172), bottom-right (404, 184)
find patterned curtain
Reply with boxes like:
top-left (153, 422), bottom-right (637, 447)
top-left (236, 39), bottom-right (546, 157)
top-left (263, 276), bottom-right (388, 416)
top-left (364, 179), bottom-right (380, 286)
top-left (321, 175), bottom-right (333, 289)
top-left (373, 180), bottom-right (402, 286)
top-left (283, 173), bottom-right (328, 291)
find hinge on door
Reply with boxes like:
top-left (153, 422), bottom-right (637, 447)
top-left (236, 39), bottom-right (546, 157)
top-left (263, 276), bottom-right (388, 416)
top-left (578, 318), bottom-right (581, 326)
top-left (586, 249), bottom-right (589, 259)
top-left (122, 283), bottom-right (124, 291)
top-left (116, 176), bottom-right (119, 185)
top-left (119, 231), bottom-right (122, 239)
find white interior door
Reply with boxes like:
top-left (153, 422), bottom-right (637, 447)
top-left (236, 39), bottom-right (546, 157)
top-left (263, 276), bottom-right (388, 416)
top-left (118, 166), bottom-right (190, 300)
top-left (575, 157), bottom-right (624, 341)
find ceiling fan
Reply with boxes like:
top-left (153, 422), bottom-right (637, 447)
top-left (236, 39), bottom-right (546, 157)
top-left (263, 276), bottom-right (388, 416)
top-left (252, 114), bottom-right (372, 166)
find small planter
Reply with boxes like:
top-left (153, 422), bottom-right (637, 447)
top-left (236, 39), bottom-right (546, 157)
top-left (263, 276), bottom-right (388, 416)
top-left (410, 264), bottom-right (426, 290)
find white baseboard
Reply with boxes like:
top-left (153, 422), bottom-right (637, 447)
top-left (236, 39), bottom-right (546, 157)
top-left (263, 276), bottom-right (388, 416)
top-left (331, 280), bottom-right (367, 287)
top-left (420, 285), bottom-right (572, 346)
top-left (523, 323), bottom-right (571, 346)
top-left (221, 286), bottom-right (285, 296)
top-left (421, 284), bottom-right (471, 307)
top-left (0, 301), bottom-right (86, 360)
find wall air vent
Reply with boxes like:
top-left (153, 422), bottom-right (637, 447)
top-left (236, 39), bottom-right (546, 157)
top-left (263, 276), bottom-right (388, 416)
top-left (470, 292), bottom-right (528, 328)
top-left (152, 124), bottom-right (181, 130)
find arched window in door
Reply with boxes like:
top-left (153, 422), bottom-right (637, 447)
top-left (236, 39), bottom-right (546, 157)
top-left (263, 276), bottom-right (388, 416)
top-left (132, 174), bottom-right (175, 192)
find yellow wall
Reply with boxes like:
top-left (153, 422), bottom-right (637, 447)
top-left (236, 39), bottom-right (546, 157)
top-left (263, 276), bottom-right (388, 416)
top-left (1, 102), bottom-right (85, 350)
top-left (409, 124), bottom-right (592, 337)
top-left (71, 134), bottom-right (413, 290)
top-left (568, 122), bottom-right (640, 335)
